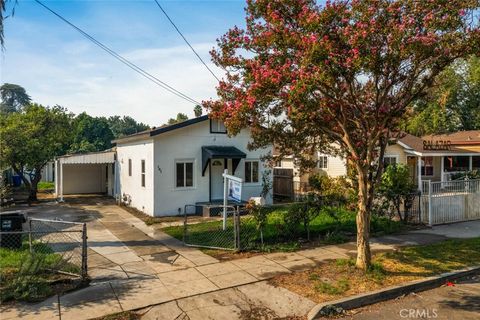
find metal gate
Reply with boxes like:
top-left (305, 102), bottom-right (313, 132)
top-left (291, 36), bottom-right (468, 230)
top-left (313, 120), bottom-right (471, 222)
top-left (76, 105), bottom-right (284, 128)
top-left (183, 204), bottom-right (238, 250)
top-left (421, 179), bottom-right (480, 225)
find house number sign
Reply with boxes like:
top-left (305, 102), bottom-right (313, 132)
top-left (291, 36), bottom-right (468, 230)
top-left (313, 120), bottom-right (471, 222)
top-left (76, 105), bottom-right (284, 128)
top-left (423, 140), bottom-right (452, 150)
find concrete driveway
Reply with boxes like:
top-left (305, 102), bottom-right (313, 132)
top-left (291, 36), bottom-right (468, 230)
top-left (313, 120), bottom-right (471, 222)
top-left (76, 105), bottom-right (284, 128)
top-left (341, 274), bottom-right (480, 320)
top-left (23, 196), bottom-right (218, 282)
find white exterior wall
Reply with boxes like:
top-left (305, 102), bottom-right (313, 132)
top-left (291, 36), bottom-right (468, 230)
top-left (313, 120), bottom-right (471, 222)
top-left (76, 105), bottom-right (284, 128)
top-left (116, 140), bottom-right (154, 215)
top-left (151, 121), bottom-right (272, 216)
top-left (385, 144), bottom-right (408, 165)
top-left (40, 162), bottom-right (55, 182)
top-left (318, 154), bottom-right (347, 177)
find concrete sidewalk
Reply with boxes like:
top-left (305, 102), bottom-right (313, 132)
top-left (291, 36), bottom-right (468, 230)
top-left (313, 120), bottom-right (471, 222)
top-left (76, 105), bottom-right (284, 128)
top-left (4, 201), bottom-right (480, 320)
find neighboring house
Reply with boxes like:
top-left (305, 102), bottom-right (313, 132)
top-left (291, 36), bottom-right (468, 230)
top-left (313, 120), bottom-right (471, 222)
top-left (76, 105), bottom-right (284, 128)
top-left (40, 161), bottom-right (55, 183)
top-left (273, 146), bottom-right (347, 198)
top-left (274, 130), bottom-right (480, 194)
top-left (384, 131), bottom-right (480, 187)
top-left (55, 116), bottom-right (273, 216)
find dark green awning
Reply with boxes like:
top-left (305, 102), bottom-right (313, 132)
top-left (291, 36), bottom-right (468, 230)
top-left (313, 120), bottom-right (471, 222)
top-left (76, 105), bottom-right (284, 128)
top-left (202, 146), bottom-right (246, 176)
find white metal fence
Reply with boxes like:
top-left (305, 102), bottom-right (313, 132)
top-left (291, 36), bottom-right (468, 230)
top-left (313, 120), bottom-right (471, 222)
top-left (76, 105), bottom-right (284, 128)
top-left (421, 179), bottom-right (480, 225)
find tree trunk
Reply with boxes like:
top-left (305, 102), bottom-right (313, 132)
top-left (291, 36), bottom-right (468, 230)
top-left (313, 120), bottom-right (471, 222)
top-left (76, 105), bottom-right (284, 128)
top-left (356, 170), bottom-right (371, 270)
top-left (28, 169), bottom-right (42, 202)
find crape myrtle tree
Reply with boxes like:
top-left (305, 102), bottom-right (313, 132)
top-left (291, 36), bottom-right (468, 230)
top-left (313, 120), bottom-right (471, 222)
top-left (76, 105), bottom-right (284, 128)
top-left (204, 0), bottom-right (480, 269)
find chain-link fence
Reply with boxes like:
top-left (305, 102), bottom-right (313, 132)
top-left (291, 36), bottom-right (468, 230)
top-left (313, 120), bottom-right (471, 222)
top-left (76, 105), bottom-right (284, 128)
top-left (181, 200), bottom-right (412, 252)
top-left (0, 218), bottom-right (87, 279)
top-left (183, 205), bottom-right (238, 250)
top-left (183, 204), bottom-right (280, 251)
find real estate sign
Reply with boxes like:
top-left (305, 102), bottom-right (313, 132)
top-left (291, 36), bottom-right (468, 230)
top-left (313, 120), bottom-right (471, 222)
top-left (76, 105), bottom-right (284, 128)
top-left (222, 170), bottom-right (243, 230)
top-left (228, 179), bottom-right (242, 202)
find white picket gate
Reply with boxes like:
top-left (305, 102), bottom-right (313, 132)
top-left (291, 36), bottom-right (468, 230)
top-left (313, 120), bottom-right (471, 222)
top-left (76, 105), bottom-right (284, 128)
top-left (420, 179), bottom-right (480, 225)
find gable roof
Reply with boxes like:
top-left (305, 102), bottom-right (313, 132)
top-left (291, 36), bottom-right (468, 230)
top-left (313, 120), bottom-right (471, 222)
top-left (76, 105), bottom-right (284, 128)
top-left (396, 131), bottom-right (479, 155)
top-left (112, 115), bottom-right (209, 144)
top-left (423, 130), bottom-right (480, 144)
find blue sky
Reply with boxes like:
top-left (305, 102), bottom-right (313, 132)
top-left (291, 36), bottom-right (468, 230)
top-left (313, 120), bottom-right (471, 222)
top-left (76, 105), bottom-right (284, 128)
top-left (0, 0), bottom-right (247, 125)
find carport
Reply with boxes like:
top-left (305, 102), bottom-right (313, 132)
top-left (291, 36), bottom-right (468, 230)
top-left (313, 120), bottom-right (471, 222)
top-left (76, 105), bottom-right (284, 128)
top-left (55, 149), bottom-right (117, 201)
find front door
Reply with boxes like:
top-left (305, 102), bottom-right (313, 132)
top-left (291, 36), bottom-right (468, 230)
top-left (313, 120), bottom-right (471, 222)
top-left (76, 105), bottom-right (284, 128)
top-left (211, 159), bottom-right (225, 200)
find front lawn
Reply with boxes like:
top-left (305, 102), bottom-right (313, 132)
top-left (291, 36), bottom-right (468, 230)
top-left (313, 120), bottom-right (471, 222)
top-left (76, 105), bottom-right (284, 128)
top-left (270, 237), bottom-right (480, 303)
top-left (37, 181), bottom-right (55, 190)
top-left (162, 205), bottom-right (406, 252)
top-left (0, 240), bottom-right (81, 303)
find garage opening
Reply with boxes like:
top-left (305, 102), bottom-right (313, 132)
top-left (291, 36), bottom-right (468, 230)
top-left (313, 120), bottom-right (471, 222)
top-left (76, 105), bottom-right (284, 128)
top-left (55, 150), bottom-right (116, 200)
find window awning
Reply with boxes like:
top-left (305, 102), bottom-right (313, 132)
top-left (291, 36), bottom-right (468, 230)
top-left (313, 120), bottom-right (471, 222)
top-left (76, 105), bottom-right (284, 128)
top-left (202, 146), bottom-right (247, 176)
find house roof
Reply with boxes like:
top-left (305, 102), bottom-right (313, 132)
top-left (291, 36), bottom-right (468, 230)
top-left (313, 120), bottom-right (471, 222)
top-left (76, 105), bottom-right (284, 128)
top-left (396, 131), bottom-right (480, 155)
top-left (56, 148), bottom-right (116, 164)
top-left (112, 115), bottom-right (209, 144)
top-left (423, 130), bottom-right (480, 145)
top-left (201, 146), bottom-right (246, 176)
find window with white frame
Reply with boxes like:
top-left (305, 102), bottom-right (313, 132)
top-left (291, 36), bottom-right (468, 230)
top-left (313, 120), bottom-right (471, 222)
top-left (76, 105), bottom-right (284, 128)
top-left (383, 155), bottom-right (398, 168)
top-left (128, 159), bottom-right (132, 176)
top-left (141, 160), bottom-right (146, 187)
top-left (176, 160), bottom-right (194, 188)
top-left (245, 160), bottom-right (259, 183)
top-left (210, 119), bottom-right (227, 133)
top-left (421, 156), bottom-right (434, 176)
top-left (317, 156), bottom-right (328, 169)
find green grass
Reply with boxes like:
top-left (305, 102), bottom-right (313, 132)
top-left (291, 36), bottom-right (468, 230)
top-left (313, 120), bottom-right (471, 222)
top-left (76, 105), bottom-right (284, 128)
top-left (162, 205), bottom-right (405, 252)
top-left (0, 239), bottom-right (80, 302)
top-left (37, 181), bottom-right (55, 190)
top-left (378, 237), bottom-right (480, 275)
top-left (272, 237), bottom-right (480, 304)
top-left (314, 278), bottom-right (350, 295)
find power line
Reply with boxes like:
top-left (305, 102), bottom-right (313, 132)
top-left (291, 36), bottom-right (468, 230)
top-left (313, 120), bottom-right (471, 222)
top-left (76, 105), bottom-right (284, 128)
top-left (34, 0), bottom-right (201, 105)
top-left (153, 0), bottom-right (221, 82)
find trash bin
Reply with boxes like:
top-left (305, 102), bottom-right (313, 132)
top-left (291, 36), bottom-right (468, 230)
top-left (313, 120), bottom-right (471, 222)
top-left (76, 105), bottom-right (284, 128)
top-left (0, 211), bottom-right (27, 249)
top-left (12, 175), bottom-right (22, 187)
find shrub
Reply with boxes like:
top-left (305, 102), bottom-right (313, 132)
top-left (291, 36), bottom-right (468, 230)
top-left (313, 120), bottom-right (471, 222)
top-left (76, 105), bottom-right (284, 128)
top-left (0, 252), bottom-right (54, 303)
top-left (308, 174), bottom-right (356, 207)
top-left (246, 200), bottom-right (270, 245)
top-left (2, 275), bottom-right (52, 302)
top-left (451, 170), bottom-right (480, 180)
top-left (283, 200), bottom-right (322, 240)
top-left (378, 164), bottom-right (418, 222)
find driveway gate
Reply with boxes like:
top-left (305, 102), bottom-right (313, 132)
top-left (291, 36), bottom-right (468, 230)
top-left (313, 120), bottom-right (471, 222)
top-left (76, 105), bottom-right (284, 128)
top-left (421, 179), bottom-right (480, 225)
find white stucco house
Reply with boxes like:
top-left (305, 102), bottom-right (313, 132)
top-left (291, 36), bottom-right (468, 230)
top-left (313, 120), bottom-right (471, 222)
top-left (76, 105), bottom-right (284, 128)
top-left (55, 115), bottom-right (273, 216)
top-left (113, 115), bottom-right (272, 216)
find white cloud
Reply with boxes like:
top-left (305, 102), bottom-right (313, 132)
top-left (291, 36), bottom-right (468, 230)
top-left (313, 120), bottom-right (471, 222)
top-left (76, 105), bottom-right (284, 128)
top-left (1, 41), bottom-right (223, 126)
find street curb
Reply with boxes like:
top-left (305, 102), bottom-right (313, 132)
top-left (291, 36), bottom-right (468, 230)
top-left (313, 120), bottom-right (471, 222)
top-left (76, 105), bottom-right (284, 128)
top-left (307, 265), bottom-right (480, 320)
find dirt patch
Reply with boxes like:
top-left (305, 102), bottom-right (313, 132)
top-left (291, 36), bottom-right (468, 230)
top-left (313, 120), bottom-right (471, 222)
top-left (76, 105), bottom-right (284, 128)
top-left (201, 249), bottom-right (264, 261)
top-left (269, 258), bottom-right (418, 304)
top-left (94, 311), bottom-right (140, 320)
top-left (269, 238), bottom-right (480, 304)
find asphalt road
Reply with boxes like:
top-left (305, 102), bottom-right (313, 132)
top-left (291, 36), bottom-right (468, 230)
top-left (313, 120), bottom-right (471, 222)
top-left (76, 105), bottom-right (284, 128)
top-left (340, 274), bottom-right (480, 320)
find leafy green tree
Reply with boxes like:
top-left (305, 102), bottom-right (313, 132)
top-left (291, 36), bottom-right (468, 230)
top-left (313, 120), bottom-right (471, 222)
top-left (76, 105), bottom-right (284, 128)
top-left (193, 105), bottom-right (203, 117)
top-left (407, 56), bottom-right (480, 135)
top-left (70, 113), bottom-right (114, 153)
top-left (204, 0), bottom-right (480, 269)
top-left (0, 104), bottom-right (71, 201)
top-left (0, 83), bottom-right (31, 113)
top-left (107, 115), bottom-right (149, 138)
top-left (167, 113), bottom-right (188, 125)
